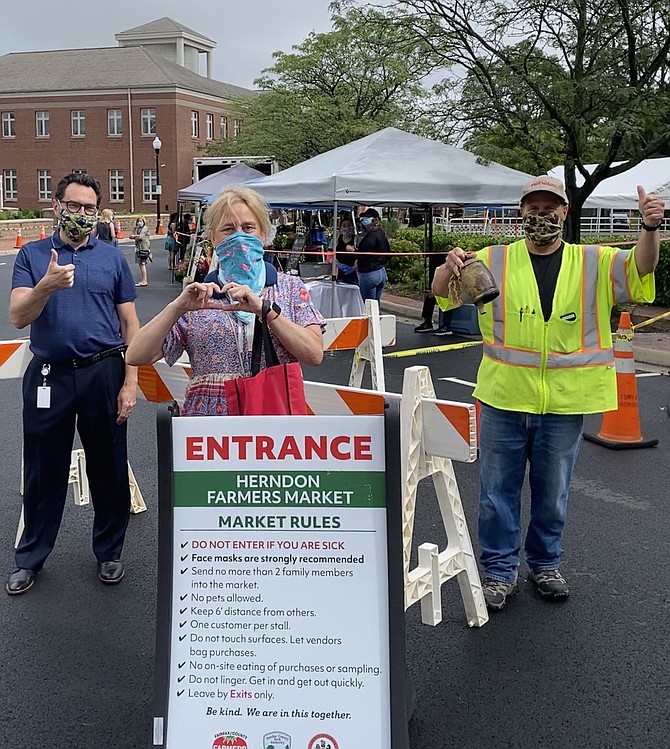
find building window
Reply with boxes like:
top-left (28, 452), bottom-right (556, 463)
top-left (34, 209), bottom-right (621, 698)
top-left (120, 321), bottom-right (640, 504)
top-left (108, 109), bottom-right (123, 136)
top-left (71, 110), bottom-right (86, 137)
top-left (141, 108), bottom-right (156, 136)
top-left (36, 111), bottom-right (50, 137)
top-left (206, 113), bottom-right (214, 140)
top-left (38, 170), bottom-right (52, 200)
top-left (220, 116), bottom-right (228, 140)
top-left (109, 170), bottom-right (124, 202)
top-left (143, 169), bottom-right (158, 202)
top-left (2, 112), bottom-right (15, 138)
top-left (191, 110), bottom-right (199, 138)
top-left (233, 119), bottom-right (241, 138)
top-left (3, 170), bottom-right (18, 200)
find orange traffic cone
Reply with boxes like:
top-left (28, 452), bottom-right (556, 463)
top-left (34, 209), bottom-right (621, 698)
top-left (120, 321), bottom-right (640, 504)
top-left (115, 221), bottom-right (123, 240)
top-left (583, 312), bottom-right (658, 449)
top-left (157, 218), bottom-right (165, 235)
top-left (14, 226), bottom-right (23, 248)
top-left (39, 225), bottom-right (46, 240)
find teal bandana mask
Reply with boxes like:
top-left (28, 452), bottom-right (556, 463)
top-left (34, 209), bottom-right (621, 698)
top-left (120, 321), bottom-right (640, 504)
top-left (215, 231), bottom-right (266, 325)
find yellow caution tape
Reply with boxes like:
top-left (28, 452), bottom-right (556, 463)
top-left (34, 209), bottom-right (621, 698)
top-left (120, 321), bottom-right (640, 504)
top-left (383, 340), bottom-right (483, 358)
top-left (631, 309), bottom-right (670, 331)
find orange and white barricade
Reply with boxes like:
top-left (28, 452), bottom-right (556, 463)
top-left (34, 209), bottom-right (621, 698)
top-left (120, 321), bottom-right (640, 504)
top-left (400, 366), bottom-right (486, 627)
top-left (316, 299), bottom-right (395, 391)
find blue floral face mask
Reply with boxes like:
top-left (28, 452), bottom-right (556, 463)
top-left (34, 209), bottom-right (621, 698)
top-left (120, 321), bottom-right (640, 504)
top-left (215, 231), bottom-right (266, 325)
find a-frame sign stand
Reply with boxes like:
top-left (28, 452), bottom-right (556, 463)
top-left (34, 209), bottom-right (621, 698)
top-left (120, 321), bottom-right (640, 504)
top-left (152, 401), bottom-right (410, 749)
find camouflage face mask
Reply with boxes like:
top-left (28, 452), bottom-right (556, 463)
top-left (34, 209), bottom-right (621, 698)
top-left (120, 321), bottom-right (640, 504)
top-left (58, 205), bottom-right (99, 242)
top-left (522, 211), bottom-right (564, 246)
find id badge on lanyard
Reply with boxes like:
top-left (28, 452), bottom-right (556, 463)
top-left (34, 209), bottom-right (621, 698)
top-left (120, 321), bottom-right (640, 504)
top-left (37, 363), bottom-right (51, 409)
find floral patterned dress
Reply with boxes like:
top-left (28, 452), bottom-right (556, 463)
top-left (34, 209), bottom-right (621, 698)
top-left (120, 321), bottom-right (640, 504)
top-left (163, 274), bottom-right (324, 416)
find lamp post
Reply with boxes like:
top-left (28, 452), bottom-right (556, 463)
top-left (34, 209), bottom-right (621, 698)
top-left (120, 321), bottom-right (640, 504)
top-left (152, 136), bottom-right (162, 234)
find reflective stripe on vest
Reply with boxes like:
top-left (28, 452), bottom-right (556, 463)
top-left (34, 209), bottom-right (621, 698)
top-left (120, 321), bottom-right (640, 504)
top-left (484, 243), bottom-right (613, 369)
top-left (611, 249), bottom-right (632, 304)
top-left (489, 245), bottom-right (506, 345)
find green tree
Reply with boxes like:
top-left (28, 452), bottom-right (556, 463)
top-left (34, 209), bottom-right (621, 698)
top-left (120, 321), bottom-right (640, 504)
top-left (202, 7), bottom-right (437, 167)
top-left (380, 0), bottom-right (670, 241)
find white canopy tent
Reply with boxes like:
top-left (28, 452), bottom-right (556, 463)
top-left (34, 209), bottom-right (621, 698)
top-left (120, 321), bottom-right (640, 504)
top-left (243, 127), bottom-right (532, 207)
top-left (549, 159), bottom-right (670, 209)
top-left (177, 163), bottom-right (266, 202)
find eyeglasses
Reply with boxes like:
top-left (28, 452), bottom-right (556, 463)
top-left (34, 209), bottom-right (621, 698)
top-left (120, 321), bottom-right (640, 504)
top-left (59, 200), bottom-right (99, 216)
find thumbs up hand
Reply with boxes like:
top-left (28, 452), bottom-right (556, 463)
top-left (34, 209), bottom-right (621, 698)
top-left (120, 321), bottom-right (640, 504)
top-left (637, 185), bottom-right (665, 228)
top-left (44, 248), bottom-right (76, 290)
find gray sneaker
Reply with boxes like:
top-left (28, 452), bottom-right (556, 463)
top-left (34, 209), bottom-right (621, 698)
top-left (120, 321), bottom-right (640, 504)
top-left (481, 577), bottom-right (518, 610)
top-left (528, 568), bottom-right (570, 599)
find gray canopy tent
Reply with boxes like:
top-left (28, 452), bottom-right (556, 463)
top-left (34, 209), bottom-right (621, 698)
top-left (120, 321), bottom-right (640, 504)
top-left (243, 127), bottom-right (532, 207)
top-left (241, 128), bottom-right (533, 310)
top-left (177, 162), bottom-right (266, 203)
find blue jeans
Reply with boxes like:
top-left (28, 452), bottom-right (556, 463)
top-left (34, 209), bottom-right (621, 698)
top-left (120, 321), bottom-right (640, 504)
top-left (478, 402), bottom-right (583, 582)
top-left (358, 267), bottom-right (387, 302)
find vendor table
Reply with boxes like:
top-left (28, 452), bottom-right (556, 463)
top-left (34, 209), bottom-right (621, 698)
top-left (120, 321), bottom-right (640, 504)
top-left (305, 279), bottom-right (364, 318)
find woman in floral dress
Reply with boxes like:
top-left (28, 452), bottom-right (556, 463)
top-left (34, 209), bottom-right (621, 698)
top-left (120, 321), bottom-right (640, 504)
top-left (126, 187), bottom-right (324, 415)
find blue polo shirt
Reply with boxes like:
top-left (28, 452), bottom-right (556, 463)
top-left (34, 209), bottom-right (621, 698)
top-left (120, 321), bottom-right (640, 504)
top-left (12, 231), bottom-right (137, 360)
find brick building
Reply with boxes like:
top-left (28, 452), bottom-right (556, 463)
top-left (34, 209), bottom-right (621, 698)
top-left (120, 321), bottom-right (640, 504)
top-left (0, 17), bottom-right (254, 220)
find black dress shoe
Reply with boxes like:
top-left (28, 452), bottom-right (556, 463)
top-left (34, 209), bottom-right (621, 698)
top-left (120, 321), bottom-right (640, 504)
top-left (6, 568), bottom-right (38, 596)
top-left (98, 560), bottom-right (125, 584)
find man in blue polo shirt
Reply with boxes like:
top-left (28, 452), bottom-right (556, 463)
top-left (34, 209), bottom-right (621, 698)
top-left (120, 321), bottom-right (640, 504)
top-left (7, 173), bottom-right (140, 595)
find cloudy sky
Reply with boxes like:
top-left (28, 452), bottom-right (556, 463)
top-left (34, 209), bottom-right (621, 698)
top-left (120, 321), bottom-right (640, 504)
top-left (0, 0), bottom-right (338, 89)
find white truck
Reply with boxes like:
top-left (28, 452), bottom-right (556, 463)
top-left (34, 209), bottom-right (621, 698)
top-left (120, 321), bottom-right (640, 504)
top-left (192, 156), bottom-right (279, 182)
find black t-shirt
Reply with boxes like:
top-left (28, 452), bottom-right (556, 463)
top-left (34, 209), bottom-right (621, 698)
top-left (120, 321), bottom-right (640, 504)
top-left (356, 229), bottom-right (391, 273)
top-left (529, 242), bottom-right (564, 321)
top-left (96, 221), bottom-right (113, 242)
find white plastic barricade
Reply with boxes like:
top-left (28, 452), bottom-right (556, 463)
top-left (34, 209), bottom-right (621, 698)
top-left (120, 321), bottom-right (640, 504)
top-left (400, 367), bottom-right (487, 627)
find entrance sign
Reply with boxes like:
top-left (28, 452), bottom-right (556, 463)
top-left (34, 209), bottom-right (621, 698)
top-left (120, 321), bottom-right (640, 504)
top-left (152, 409), bottom-right (408, 749)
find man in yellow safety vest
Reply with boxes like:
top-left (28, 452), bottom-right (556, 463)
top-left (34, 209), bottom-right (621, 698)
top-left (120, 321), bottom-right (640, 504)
top-left (433, 175), bottom-right (665, 610)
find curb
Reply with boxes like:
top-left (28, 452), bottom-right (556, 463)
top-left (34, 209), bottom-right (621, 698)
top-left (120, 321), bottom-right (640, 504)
top-left (379, 298), bottom-right (423, 321)
top-left (632, 346), bottom-right (670, 369)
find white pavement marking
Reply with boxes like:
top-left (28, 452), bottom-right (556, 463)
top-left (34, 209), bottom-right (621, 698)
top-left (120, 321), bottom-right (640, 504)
top-left (439, 377), bottom-right (477, 388)
top-left (636, 372), bottom-right (663, 378)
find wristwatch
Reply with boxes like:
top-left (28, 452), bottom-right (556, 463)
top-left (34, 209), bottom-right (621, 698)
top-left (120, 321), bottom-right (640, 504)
top-left (641, 221), bottom-right (662, 231)
top-left (262, 299), bottom-right (282, 322)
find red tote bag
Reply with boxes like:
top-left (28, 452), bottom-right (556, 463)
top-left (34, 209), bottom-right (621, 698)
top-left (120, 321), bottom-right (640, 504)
top-left (224, 309), bottom-right (308, 416)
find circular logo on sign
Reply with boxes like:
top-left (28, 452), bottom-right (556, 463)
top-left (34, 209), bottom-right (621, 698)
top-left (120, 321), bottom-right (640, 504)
top-left (308, 734), bottom-right (339, 749)
top-left (212, 732), bottom-right (248, 748)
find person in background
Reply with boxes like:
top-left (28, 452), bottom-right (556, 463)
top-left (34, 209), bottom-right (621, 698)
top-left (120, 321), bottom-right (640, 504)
top-left (93, 208), bottom-right (117, 247)
top-left (130, 216), bottom-right (151, 287)
top-left (6, 172), bottom-right (139, 595)
top-left (415, 251), bottom-right (448, 333)
top-left (356, 208), bottom-right (390, 301)
top-left (433, 175), bottom-right (664, 611)
top-left (178, 213), bottom-right (193, 262)
top-left (165, 211), bottom-right (179, 271)
top-left (125, 186), bottom-right (325, 416)
top-left (333, 217), bottom-right (358, 285)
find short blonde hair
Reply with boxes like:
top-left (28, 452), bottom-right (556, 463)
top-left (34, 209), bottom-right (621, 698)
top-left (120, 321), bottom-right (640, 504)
top-left (205, 186), bottom-right (271, 242)
top-left (100, 208), bottom-right (113, 222)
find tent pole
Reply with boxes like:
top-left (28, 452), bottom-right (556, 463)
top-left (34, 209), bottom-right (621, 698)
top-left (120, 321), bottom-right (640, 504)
top-left (330, 201), bottom-right (339, 318)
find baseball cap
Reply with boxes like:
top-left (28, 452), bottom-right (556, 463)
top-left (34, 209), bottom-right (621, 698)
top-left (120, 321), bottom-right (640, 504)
top-left (359, 208), bottom-right (380, 219)
top-left (520, 175), bottom-right (568, 204)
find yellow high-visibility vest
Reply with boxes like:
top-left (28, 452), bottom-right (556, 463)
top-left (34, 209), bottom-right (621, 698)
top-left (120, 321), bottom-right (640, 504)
top-left (437, 240), bottom-right (655, 414)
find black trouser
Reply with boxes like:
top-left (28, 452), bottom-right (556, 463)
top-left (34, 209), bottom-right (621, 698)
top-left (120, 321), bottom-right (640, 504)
top-left (16, 356), bottom-right (131, 570)
top-left (420, 253), bottom-right (446, 323)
